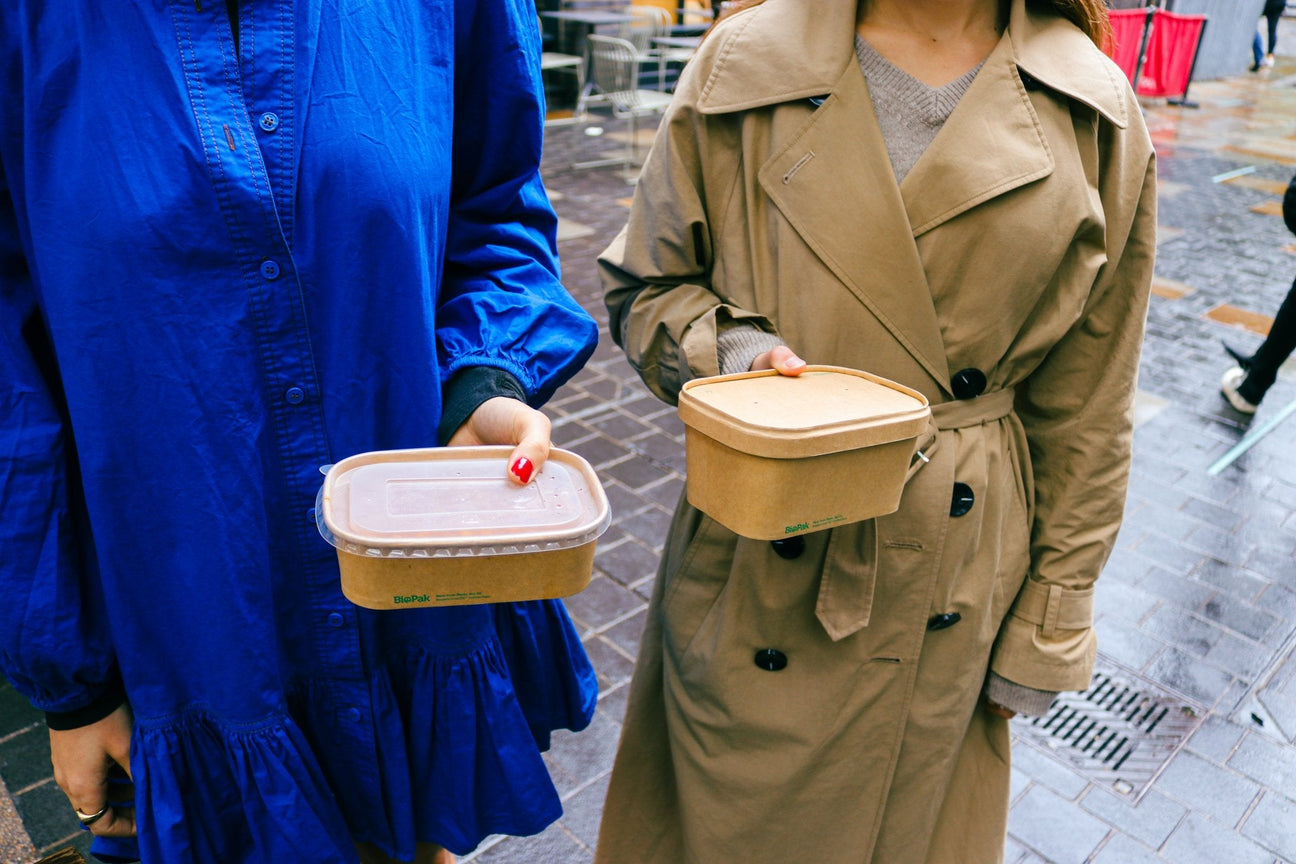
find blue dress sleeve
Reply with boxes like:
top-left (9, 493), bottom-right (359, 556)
top-left (0, 158), bottom-right (120, 717)
top-left (438, 0), bottom-right (597, 407)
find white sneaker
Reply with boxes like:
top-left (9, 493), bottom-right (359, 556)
top-left (1264, 54), bottom-right (1276, 68)
top-left (1220, 366), bottom-right (1259, 414)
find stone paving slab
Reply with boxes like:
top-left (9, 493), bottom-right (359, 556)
top-left (5, 29), bottom-right (1296, 864)
top-left (0, 777), bottom-right (36, 864)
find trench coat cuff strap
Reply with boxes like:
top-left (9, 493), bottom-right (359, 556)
top-left (990, 615), bottom-right (1097, 692)
top-left (1008, 580), bottom-right (1094, 639)
top-left (984, 673), bottom-right (1057, 717)
top-left (45, 679), bottom-right (127, 731)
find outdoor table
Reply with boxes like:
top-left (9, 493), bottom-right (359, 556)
top-left (652, 35), bottom-right (702, 51)
top-left (651, 34), bottom-right (701, 88)
top-left (541, 9), bottom-right (635, 55)
top-left (675, 5), bottom-right (713, 32)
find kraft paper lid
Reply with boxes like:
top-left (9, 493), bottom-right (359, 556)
top-left (317, 446), bottom-right (611, 558)
top-left (678, 366), bottom-right (931, 459)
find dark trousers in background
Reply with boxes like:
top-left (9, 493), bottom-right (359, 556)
top-left (1237, 279), bottom-right (1296, 403)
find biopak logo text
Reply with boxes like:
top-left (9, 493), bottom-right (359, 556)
top-left (393, 594), bottom-right (431, 604)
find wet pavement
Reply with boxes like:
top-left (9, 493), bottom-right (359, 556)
top-left (4, 29), bottom-right (1296, 864)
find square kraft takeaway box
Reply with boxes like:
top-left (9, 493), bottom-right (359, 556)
top-left (677, 366), bottom-right (931, 540)
top-left (317, 446), bottom-right (610, 609)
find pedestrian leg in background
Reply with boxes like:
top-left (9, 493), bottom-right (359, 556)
top-left (1222, 278), bottom-right (1296, 412)
top-left (1262, 0), bottom-right (1284, 66)
top-left (1252, 29), bottom-right (1266, 71)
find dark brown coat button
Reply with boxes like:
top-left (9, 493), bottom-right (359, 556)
top-left (950, 482), bottom-right (975, 517)
top-left (770, 537), bottom-right (806, 559)
top-left (927, 612), bottom-right (962, 631)
top-left (754, 649), bottom-right (788, 671)
top-left (951, 368), bottom-right (987, 399)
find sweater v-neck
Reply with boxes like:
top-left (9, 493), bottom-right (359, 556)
top-left (855, 35), bottom-right (983, 181)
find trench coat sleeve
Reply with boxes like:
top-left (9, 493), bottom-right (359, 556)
top-left (439, 0), bottom-right (597, 407)
top-left (0, 160), bottom-right (121, 719)
top-left (600, 86), bottom-right (778, 405)
top-left (990, 117), bottom-right (1157, 694)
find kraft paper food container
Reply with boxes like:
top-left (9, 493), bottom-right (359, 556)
top-left (316, 446), bottom-right (610, 609)
top-left (677, 365), bottom-right (931, 540)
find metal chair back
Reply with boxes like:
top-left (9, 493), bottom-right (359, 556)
top-left (620, 5), bottom-right (671, 56)
top-left (577, 34), bottom-right (674, 174)
top-left (586, 34), bottom-right (651, 115)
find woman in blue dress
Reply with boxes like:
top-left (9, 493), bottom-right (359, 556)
top-left (0, 2), bottom-right (598, 862)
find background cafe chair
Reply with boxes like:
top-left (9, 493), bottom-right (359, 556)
top-left (620, 5), bottom-right (694, 90)
top-left (619, 4), bottom-right (664, 51)
top-left (653, 38), bottom-right (696, 90)
top-left (574, 34), bottom-right (674, 177)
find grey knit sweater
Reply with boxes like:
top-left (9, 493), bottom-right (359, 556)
top-left (854, 35), bottom-right (983, 182)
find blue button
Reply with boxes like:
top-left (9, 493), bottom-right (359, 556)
top-left (285, 386), bottom-right (305, 404)
top-left (260, 259), bottom-right (281, 280)
top-left (307, 507), bottom-right (316, 522)
top-left (258, 112), bottom-right (280, 132)
top-left (346, 707), bottom-right (362, 722)
top-left (327, 612), bottom-right (344, 628)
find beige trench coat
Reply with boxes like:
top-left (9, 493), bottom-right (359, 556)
top-left (594, 1), bottom-right (1156, 862)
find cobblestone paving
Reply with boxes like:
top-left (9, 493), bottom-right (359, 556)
top-left (4, 37), bottom-right (1296, 864)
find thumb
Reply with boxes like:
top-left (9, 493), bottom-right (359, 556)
top-left (752, 345), bottom-right (807, 376)
top-left (507, 409), bottom-right (552, 485)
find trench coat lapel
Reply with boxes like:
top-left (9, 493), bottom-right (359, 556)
top-left (896, 0), bottom-right (1133, 239)
top-left (757, 65), bottom-right (952, 389)
top-left (899, 34), bottom-right (1054, 237)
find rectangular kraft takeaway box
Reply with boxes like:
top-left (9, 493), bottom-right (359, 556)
top-left (317, 446), bottom-right (610, 609)
top-left (677, 365), bottom-right (931, 540)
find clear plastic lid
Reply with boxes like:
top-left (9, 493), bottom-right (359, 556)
top-left (316, 446), bottom-right (611, 559)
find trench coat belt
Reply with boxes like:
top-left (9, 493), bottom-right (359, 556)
top-left (816, 387), bottom-right (1018, 642)
top-left (902, 386), bottom-right (1017, 486)
top-left (929, 387), bottom-right (1017, 430)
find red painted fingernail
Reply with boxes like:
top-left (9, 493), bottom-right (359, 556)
top-left (510, 457), bottom-right (534, 484)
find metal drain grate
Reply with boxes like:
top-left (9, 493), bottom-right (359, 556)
top-left (1013, 658), bottom-right (1203, 801)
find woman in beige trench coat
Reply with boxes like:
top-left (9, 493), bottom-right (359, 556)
top-left (594, 0), bottom-right (1156, 862)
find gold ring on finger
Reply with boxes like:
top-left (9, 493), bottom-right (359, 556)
top-left (74, 805), bottom-right (110, 826)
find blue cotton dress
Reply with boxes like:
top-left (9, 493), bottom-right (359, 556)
top-left (0, 2), bottom-right (599, 862)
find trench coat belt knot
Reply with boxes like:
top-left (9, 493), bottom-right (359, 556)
top-left (815, 387), bottom-right (1017, 642)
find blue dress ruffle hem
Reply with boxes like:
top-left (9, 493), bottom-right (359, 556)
top-left (91, 599), bottom-right (596, 863)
